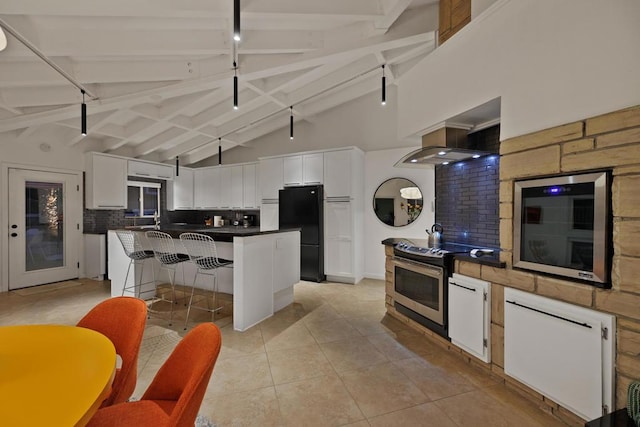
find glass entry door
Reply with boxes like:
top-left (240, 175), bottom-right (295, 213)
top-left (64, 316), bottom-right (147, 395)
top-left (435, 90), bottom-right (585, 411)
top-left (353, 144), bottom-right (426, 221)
top-left (8, 168), bottom-right (81, 289)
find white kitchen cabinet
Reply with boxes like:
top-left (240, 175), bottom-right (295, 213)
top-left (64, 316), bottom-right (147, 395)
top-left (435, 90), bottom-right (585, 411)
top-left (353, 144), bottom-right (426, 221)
top-left (259, 157), bottom-right (283, 200)
top-left (167, 166), bottom-right (194, 210)
top-left (84, 234), bottom-right (106, 280)
top-left (283, 153), bottom-right (324, 186)
top-left (303, 153), bottom-right (323, 185)
top-left (218, 166), bottom-right (232, 209)
top-left (85, 152), bottom-right (128, 209)
top-left (448, 273), bottom-right (491, 363)
top-left (324, 200), bottom-right (355, 280)
top-left (260, 202), bottom-right (279, 231)
top-left (194, 167), bottom-right (220, 209)
top-left (243, 164), bottom-right (258, 209)
top-left (127, 160), bottom-right (173, 180)
top-left (323, 148), bottom-right (364, 199)
top-left (230, 165), bottom-right (244, 209)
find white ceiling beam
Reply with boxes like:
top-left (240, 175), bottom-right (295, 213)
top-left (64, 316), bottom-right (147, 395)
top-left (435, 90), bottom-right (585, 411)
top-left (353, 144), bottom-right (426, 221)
top-left (374, 0), bottom-right (412, 33)
top-left (133, 127), bottom-right (190, 157)
top-left (161, 135), bottom-right (216, 162)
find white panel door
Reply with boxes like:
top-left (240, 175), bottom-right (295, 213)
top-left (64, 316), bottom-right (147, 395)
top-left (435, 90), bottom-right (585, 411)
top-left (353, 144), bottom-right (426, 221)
top-left (218, 166), bottom-right (232, 209)
top-left (283, 155), bottom-right (303, 186)
top-left (260, 203), bottom-right (279, 231)
top-left (243, 164), bottom-right (257, 208)
top-left (302, 153), bottom-right (323, 185)
top-left (323, 150), bottom-right (352, 198)
top-left (8, 169), bottom-right (81, 289)
top-left (259, 158), bottom-right (283, 200)
top-left (230, 165), bottom-right (244, 209)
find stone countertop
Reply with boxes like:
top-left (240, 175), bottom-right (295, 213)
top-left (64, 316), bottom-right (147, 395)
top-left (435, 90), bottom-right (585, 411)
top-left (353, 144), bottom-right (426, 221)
top-left (115, 224), bottom-right (300, 242)
top-left (381, 237), bottom-right (505, 268)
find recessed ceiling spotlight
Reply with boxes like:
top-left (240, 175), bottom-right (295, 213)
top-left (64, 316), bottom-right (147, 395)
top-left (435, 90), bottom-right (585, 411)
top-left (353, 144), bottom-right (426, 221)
top-left (438, 151), bottom-right (446, 156)
top-left (472, 154), bottom-right (481, 159)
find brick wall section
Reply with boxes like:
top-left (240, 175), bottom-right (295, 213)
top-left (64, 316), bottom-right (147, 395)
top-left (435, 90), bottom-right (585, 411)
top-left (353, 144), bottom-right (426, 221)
top-left (387, 105), bottom-right (640, 426)
top-left (435, 125), bottom-right (501, 248)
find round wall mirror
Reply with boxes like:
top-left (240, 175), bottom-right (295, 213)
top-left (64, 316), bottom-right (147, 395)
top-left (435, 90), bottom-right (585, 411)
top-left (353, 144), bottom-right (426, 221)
top-left (373, 178), bottom-right (424, 226)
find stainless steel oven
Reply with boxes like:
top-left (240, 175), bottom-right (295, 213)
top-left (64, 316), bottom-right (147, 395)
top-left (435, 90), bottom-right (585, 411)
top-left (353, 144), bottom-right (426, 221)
top-left (393, 257), bottom-right (444, 324)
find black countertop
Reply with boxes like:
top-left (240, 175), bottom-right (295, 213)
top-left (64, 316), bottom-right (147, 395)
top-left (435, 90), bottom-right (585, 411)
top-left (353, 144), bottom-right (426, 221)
top-left (381, 237), bottom-right (505, 268)
top-left (115, 224), bottom-right (300, 242)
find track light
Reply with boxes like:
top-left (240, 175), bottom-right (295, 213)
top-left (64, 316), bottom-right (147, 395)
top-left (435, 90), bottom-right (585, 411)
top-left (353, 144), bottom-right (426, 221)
top-left (175, 156), bottom-right (180, 176)
top-left (289, 106), bottom-right (294, 140)
top-left (81, 90), bottom-right (87, 136)
top-left (381, 65), bottom-right (386, 106)
top-left (218, 137), bottom-right (222, 165)
top-left (233, 0), bottom-right (241, 42)
top-left (233, 62), bottom-right (238, 110)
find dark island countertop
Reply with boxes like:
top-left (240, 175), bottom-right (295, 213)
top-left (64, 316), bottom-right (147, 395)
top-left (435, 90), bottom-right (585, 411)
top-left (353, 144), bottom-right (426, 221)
top-left (115, 224), bottom-right (300, 242)
top-left (381, 237), bottom-right (505, 268)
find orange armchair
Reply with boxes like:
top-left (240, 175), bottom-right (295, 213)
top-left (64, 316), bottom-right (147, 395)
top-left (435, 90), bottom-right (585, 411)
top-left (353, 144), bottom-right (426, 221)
top-left (77, 296), bottom-right (147, 408)
top-left (86, 322), bottom-right (222, 427)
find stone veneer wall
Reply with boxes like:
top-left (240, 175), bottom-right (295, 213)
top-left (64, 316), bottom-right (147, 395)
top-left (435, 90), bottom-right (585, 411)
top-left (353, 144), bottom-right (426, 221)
top-left (386, 105), bottom-right (640, 426)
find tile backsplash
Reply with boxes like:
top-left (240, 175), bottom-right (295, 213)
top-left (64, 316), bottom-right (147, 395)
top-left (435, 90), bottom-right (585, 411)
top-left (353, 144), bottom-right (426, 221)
top-left (434, 125), bottom-right (500, 248)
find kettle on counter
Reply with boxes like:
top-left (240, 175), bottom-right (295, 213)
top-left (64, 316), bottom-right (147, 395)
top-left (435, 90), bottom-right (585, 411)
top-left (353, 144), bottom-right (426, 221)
top-left (426, 223), bottom-right (444, 248)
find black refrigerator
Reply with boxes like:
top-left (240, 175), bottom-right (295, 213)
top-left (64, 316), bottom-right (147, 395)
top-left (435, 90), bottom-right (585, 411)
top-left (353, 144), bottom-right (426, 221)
top-left (279, 185), bottom-right (325, 282)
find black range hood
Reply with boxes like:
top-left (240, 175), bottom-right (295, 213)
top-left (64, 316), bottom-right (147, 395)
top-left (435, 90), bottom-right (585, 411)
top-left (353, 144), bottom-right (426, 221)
top-left (395, 126), bottom-right (490, 167)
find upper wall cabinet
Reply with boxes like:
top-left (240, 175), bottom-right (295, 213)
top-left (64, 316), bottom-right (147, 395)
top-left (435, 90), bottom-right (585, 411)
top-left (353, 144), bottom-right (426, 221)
top-left (127, 160), bottom-right (173, 180)
top-left (167, 166), bottom-right (194, 210)
top-left (323, 148), bottom-right (364, 199)
top-left (259, 157), bottom-right (284, 201)
top-left (243, 164), bottom-right (258, 209)
top-left (193, 167), bottom-right (220, 209)
top-left (85, 152), bottom-right (128, 209)
top-left (283, 153), bottom-right (323, 187)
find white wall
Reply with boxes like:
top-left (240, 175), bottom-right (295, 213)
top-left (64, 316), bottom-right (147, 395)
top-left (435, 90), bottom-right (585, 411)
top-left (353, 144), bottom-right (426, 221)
top-left (364, 147), bottom-right (435, 279)
top-left (197, 87), bottom-right (410, 166)
top-left (398, 0), bottom-right (640, 141)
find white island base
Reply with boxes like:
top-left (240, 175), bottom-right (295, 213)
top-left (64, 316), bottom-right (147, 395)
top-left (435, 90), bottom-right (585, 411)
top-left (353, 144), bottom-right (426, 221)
top-left (107, 230), bottom-right (300, 331)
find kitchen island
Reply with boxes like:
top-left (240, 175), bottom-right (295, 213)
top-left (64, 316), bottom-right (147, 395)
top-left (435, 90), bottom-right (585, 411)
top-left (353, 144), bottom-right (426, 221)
top-left (108, 225), bottom-right (300, 331)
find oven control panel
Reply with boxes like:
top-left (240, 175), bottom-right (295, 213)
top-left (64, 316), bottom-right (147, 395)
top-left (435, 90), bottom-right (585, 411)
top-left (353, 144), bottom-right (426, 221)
top-left (395, 242), bottom-right (447, 258)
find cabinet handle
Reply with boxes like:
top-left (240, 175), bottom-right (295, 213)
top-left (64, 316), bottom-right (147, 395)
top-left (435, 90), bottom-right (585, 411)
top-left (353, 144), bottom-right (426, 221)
top-left (134, 172), bottom-right (150, 176)
top-left (159, 175), bottom-right (171, 179)
top-left (97, 205), bottom-right (125, 208)
top-left (450, 281), bottom-right (476, 292)
top-left (305, 181), bottom-right (322, 184)
top-left (506, 300), bottom-right (592, 329)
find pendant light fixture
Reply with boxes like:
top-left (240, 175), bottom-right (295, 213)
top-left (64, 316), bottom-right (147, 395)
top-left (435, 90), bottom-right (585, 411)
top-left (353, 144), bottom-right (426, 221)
top-left (233, 62), bottom-right (238, 110)
top-left (175, 156), bottom-right (180, 176)
top-left (381, 65), bottom-right (386, 106)
top-left (218, 137), bottom-right (222, 165)
top-left (289, 106), bottom-right (294, 140)
top-left (233, 0), bottom-right (241, 42)
top-left (81, 89), bottom-right (87, 136)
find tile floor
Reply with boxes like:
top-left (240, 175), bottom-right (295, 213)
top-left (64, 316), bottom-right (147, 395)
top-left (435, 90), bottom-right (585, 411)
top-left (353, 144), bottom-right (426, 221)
top-left (0, 278), bottom-right (568, 426)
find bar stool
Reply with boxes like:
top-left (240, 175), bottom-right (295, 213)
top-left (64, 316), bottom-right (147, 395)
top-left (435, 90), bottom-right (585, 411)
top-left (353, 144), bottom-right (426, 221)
top-left (179, 233), bottom-right (233, 330)
top-left (115, 230), bottom-right (156, 303)
top-left (145, 230), bottom-right (190, 326)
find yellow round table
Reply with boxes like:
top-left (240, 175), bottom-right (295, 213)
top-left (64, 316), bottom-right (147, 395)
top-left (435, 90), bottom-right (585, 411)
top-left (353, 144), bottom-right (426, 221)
top-left (0, 324), bottom-right (116, 427)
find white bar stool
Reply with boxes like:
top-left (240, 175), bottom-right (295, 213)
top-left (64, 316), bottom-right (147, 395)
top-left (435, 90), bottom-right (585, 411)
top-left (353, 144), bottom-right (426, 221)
top-left (115, 230), bottom-right (156, 305)
top-left (145, 230), bottom-right (190, 326)
top-left (179, 233), bottom-right (233, 330)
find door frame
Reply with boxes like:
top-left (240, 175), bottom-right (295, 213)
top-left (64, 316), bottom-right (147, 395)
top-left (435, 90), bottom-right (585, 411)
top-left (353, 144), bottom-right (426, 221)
top-left (1, 163), bottom-right (84, 293)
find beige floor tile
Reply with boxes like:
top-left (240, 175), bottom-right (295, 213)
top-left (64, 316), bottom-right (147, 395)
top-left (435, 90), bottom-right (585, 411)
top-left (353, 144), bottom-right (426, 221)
top-left (366, 333), bottom-right (420, 361)
top-left (326, 298), bottom-right (386, 319)
top-left (393, 357), bottom-right (477, 401)
top-left (262, 321), bottom-right (317, 352)
top-left (200, 386), bottom-right (283, 427)
top-left (339, 362), bottom-right (429, 418)
top-left (217, 323), bottom-right (265, 360)
top-left (207, 352), bottom-right (274, 395)
top-left (434, 388), bottom-right (554, 427)
top-left (301, 302), bottom-right (344, 324)
top-left (275, 375), bottom-right (365, 426)
top-left (342, 421), bottom-right (371, 427)
top-left (306, 317), bottom-right (362, 343)
top-left (367, 402), bottom-right (458, 427)
top-left (267, 343), bottom-right (336, 385)
top-left (320, 336), bottom-right (388, 373)
top-left (483, 384), bottom-right (566, 426)
top-left (344, 314), bottom-right (392, 336)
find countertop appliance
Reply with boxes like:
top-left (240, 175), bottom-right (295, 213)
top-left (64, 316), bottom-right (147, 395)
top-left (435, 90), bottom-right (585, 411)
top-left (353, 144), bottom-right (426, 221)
top-left (242, 214), bottom-right (256, 228)
top-left (279, 185), bottom-right (325, 282)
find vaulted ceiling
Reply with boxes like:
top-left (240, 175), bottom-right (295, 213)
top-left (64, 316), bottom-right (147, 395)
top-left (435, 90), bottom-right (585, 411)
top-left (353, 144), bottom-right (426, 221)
top-left (0, 0), bottom-right (438, 165)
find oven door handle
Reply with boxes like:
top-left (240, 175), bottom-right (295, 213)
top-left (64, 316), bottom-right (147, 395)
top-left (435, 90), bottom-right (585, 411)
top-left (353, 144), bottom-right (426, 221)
top-left (450, 281), bottom-right (476, 292)
top-left (392, 257), bottom-right (443, 276)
